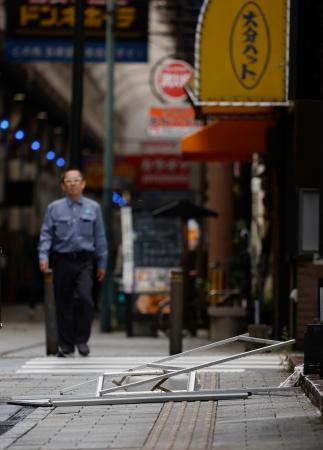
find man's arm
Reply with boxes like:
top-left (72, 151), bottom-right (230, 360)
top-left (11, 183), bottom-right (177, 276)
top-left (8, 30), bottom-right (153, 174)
top-left (94, 204), bottom-right (108, 281)
top-left (38, 207), bottom-right (54, 273)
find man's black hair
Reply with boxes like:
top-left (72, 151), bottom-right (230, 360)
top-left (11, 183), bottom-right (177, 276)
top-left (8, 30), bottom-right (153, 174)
top-left (61, 168), bottom-right (84, 182)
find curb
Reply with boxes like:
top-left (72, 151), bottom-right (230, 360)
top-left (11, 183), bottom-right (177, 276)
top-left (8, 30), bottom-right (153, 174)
top-left (300, 374), bottom-right (323, 414)
top-left (288, 353), bottom-right (323, 415)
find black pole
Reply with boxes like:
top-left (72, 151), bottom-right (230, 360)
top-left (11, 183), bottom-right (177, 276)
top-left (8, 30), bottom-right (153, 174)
top-left (44, 270), bottom-right (58, 355)
top-left (169, 270), bottom-right (183, 355)
top-left (100, 0), bottom-right (116, 331)
top-left (69, 0), bottom-right (85, 168)
top-left (0, 246), bottom-right (2, 328)
top-left (319, 1), bottom-right (323, 321)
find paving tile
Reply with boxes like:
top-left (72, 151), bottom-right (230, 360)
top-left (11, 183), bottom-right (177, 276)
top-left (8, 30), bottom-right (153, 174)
top-left (2, 352), bottom-right (323, 450)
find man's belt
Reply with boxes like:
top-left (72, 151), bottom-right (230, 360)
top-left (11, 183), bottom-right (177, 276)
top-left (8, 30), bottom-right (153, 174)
top-left (53, 251), bottom-right (94, 260)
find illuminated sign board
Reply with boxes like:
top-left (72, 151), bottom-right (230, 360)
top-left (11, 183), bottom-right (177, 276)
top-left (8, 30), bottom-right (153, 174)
top-left (190, 0), bottom-right (290, 105)
top-left (5, 0), bottom-right (148, 62)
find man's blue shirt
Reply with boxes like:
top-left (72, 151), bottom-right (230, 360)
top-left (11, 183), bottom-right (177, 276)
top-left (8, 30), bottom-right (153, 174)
top-left (38, 196), bottom-right (108, 269)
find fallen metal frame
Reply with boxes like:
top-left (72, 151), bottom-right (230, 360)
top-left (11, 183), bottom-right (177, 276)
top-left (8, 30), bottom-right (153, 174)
top-left (8, 333), bottom-right (295, 407)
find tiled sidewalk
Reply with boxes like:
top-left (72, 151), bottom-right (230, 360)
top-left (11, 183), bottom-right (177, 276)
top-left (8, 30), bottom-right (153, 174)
top-left (2, 367), bottom-right (323, 449)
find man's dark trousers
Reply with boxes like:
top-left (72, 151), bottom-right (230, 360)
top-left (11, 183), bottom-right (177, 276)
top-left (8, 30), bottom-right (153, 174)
top-left (52, 252), bottom-right (94, 352)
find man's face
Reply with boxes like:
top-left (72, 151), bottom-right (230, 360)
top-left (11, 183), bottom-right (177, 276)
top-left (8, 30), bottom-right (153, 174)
top-left (61, 170), bottom-right (86, 199)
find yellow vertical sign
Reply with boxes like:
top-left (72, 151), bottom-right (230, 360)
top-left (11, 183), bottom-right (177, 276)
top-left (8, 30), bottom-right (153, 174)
top-left (196, 0), bottom-right (289, 104)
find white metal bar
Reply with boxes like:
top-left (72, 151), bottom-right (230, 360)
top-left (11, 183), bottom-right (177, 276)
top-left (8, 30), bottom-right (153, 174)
top-left (132, 334), bottom-right (248, 368)
top-left (238, 336), bottom-right (282, 345)
top-left (59, 377), bottom-right (98, 394)
top-left (147, 363), bottom-right (184, 371)
top-left (110, 334), bottom-right (247, 387)
top-left (60, 371), bottom-right (168, 395)
top-left (10, 392), bottom-right (248, 407)
top-left (100, 339), bottom-right (295, 395)
top-left (187, 372), bottom-right (197, 392)
top-left (59, 334), bottom-right (248, 395)
top-left (60, 371), bottom-right (167, 394)
top-left (51, 391), bottom-right (250, 407)
top-left (9, 386), bottom-right (295, 405)
top-left (58, 334), bottom-right (291, 396)
top-left (95, 376), bottom-right (104, 397)
top-left (103, 370), bottom-right (167, 377)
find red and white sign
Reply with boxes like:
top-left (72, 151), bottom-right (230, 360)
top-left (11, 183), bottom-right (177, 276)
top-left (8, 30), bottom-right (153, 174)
top-left (84, 154), bottom-right (192, 190)
top-left (138, 155), bottom-right (191, 189)
top-left (153, 59), bottom-right (193, 103)
top-left (115, 155), bottom-right (192, 190)
top-left (147, 107), bottom-right (201, 137)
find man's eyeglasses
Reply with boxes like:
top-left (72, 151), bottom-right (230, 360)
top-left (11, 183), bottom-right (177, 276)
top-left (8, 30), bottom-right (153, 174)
top-left (64, 177), bottom-right (83, 184)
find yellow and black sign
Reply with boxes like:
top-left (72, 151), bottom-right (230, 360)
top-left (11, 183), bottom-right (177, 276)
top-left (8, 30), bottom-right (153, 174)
top-left (6, 0), bottom-right (148, 41)
top-left (194, 0), bottom-right (289, 104)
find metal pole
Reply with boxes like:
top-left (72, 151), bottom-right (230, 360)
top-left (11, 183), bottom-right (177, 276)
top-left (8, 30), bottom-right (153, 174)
top-left (44, 270), bottom-right (58, 355)
top-left (9, 391), bottom-right (251, 407)
top-left (319, 2), bottom-right (323, 322)
top-left (0, 246), bottom-right (3, 328)
top-left (69, 0), bottom-right (85, 167)
top-left (100, 0), bottom-right (116, 331)
top-left (169, 270), bottom-right (183, 355)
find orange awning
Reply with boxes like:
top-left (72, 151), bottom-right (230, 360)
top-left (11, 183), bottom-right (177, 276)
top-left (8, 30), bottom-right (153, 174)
top-left (181, 119), bottom-right (274, 161)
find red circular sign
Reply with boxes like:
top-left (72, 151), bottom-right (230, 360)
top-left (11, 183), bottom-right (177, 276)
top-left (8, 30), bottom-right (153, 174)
top-left (154, 59), bottom-right (193, 103)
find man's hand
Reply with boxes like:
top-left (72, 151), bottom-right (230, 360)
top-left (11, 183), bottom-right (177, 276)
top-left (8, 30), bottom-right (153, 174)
top-left (39, 260), bottom-right (49, 273)
top-left (97, 268), bottom-right (106, 282)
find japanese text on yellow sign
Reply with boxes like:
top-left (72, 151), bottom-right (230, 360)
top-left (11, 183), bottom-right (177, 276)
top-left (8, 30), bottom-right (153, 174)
top-left (20, 5), bottom-right (135, 29)
top-left (196, 0), bottom-right (289, 103)
top-left (6, 0), bottom-right (148, 40)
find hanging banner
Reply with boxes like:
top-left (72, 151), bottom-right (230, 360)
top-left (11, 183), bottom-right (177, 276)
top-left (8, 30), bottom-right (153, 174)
top-left (4, 0), bottom-right (148, 63)
top-left (192, 0), bottom-right (290, 105)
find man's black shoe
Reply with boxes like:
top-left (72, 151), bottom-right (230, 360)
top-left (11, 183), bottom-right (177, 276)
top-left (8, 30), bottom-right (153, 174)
top-left (57, 348), bottom-right (74, 358)
top-left (77, 343), bottom-right (90, 357)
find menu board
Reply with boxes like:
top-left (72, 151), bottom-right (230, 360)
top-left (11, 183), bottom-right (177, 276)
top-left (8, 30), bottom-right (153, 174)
top-left (121, 209), bottom-right (182, 294)
top-left (133, 212), bottom-right (182, 269)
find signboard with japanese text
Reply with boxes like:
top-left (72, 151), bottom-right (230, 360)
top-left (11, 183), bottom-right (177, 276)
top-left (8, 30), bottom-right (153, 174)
top-left (152, 58), bottom-right (193, 103)
top-left (192, 0), bottom-right (289, 105)
top-left (147, 107), bottom-right (202, 137)
top-left (5, 0), bottom-right (148, 62)
top-left (137, 156), bottom-right (191, 190)
top-left (83, 154), bottom-right (193, 191)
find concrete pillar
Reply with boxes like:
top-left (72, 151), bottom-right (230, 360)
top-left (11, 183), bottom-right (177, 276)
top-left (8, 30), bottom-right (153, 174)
top-left (206, 162), bottom-right (233, 266)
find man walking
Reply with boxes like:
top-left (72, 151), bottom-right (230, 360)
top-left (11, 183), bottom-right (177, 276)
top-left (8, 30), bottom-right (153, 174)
top-left (38, 168), bottom-right (107, 357)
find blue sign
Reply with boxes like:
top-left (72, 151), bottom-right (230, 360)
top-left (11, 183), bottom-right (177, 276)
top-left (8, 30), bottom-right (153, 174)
top-left (5, 40), bottom-right (148, 63)
top-left (5, 0), bottom-right (148, 63)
